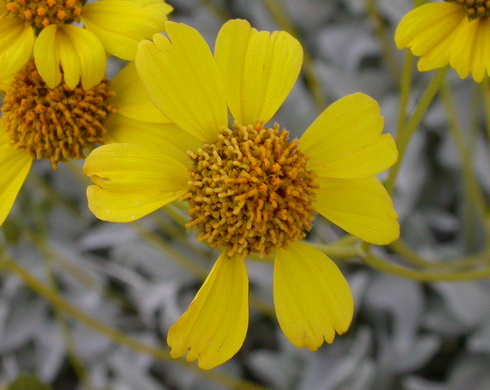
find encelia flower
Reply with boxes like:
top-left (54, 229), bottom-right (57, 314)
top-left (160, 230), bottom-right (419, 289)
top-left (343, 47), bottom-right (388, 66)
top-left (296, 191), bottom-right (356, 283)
top-left (0, 59), bottom-right (177, 225)
top-left (395, 0), bottom-right (490, 82)
top-left (83, 20), bottom-right (400, 369)
top-left (0, 0), bottom-right (172, 89)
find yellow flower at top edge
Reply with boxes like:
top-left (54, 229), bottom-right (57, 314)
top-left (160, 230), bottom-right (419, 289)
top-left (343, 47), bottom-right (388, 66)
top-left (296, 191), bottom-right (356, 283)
top-left (0, 0), bottom-right (173, 89)
top-left (395, 0), bottom-right (490, 82)
top-left (83, 20), bottom-right (400, 369)
top-left (0, 59), bottom-right (177, 226)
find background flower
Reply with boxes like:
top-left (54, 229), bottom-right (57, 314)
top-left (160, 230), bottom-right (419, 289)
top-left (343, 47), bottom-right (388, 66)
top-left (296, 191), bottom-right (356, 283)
top-left (0, 0), bottom-right (172, 89)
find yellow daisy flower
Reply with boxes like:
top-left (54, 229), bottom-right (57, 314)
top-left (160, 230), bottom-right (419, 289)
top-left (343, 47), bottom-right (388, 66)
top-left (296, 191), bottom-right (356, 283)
top-left (83, 20), bottom-right (400, 369)
top-left (395, 0), bottom-right (490, 82)
top-left (0, 60), bottom-right (176, 225)
top-left (0, 0), bottom-right (173, 89)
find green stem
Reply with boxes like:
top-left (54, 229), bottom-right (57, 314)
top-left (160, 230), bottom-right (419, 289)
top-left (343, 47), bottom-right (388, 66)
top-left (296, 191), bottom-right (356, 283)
top-left (359, 243), bottom-right (490, 282)
top-left (386, 67), bottom-right (448, 193)
top-left (0, 257), bottom-right (266, 390)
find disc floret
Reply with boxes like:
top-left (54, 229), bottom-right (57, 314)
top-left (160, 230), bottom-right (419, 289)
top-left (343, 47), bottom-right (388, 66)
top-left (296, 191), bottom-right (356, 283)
top-left (5, 0), bottom-right (83, 28)
top-left (452, 0), bottom-right (490, 20)
top-left (184, 123), bottom-right (318, 258)
top-left (2, 61), bottom-right (116, 168)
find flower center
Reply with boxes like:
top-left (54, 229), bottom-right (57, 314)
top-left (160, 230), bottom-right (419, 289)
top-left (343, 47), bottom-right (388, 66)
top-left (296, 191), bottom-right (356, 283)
top-left (453, 0), bottom-right (490, 19)
top-left (2, 60), bottom-right (116, 168)
top-left (184, 123), bottom-right (317, 258)
top-left (5, 0), bottom-right (83, 28)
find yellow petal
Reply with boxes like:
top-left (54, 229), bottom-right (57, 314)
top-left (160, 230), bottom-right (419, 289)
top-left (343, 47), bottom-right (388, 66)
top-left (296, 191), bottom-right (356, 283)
top-left (0, 124), bottom-right (33, 225)
top-left (314, 176), bottom-right (399, 245)
top-left (83, 143), bottom-right (188, 222)
top-left (81, 0), bottom-right (172, 60)
top-left (34, 24), bottom-right (106, 89)
top-left (395, 3), bottom-right (465, 71)
top-left (300, 93), bottom-right (385, 169)
top-left (0, 15), bottom-right (34, 78)
top-left (215, 19), bottom-right (303, 126)
top-left (468, 18), bottom-right (490, 82)
top-left (449, 18), bottom-right (490, 83)
top-left (274, 241), bottom-right (353, 350)
top-left (136, 23), bottom-right (227, 143)
top-left (0, 75), bottom-right (14, 91)
top-left (104, 113), bottom-right (201, 162)
top-left (168, 253), bottom-right (249, 370)
top-left (110, 62), bottom-right (170, 123)
top-left (311, 134), bottom-right (398, 179)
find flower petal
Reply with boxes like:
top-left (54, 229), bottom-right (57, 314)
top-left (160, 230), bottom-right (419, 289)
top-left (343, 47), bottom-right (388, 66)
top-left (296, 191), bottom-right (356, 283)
top-left (81, 0), bottom-right (172, 60)
top-left (0, 124), bottom-right (33, 225)
top-left (34, 24), bottom-right (106, 89)
top-left (110, 62), bottom-right (170, 123)
top-left (136, 22), bottom-right (227, 142)
top-left (0, 15), bottom-right (34, 79)
top-left (450, 17), bottom-right (490, 82)
top-left (83, 143), bottom-right (188, 222)
top-left (311, 134), bottom-right (398, 179)
top-left (395, 3), bottom-right (465, 71)
top-left (104, 113), bottom-right (202, 162)
top-left (300, 93), bottom-right (385, 169)
top-left (168, 253), bottom-right (249, 370)
top-left (215, 19), bottom-right (303, 126)
top-left (314, 176), bottom-right (399, 245)
top-left (274, 241), bottom-right (353, 350)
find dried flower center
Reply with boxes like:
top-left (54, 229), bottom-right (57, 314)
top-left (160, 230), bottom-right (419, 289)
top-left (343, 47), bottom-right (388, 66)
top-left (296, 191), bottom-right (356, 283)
top-left (2, 60), bottom-right (116, 168)
top-left (184, 123), bottom-right (317, 258)
top-left (5, 0), bottom-right (83, 28)
top-left (452, 0), bottom-right (490, 19)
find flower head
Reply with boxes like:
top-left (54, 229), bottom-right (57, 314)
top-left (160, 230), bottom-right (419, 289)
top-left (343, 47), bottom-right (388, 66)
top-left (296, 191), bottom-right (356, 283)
top-left (83, 20), bottom-right (399, 369)
top-left (395, 0), bottom-right (490, 82)
top-left (0, 59), bottom-right (169, 225)
top-left (0, 0), bottom-right (173, 89)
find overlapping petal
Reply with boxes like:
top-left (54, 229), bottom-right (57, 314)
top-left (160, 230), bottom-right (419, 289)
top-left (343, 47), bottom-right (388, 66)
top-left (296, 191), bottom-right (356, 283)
top-left (83, 143), bottom-right (188, 222)
top-left (300, 93), bottom-right (391, 175)
top-left (81, 0), bottom-right (172, 60)
top-left (104, 114), bottom-right (202, 161)
top-left (215, 19), bottom-right (303, 126)
top-left (314, 176), bottom-right (399, 245)
top-left (450, 17), bottom-right (490, 82)
top-left (395, 2), bottom-right (490, 81)
top-left (168, 253), bottom-right (249, 370)
top-left (274, 241), bottom-right (353, 350)
top-left (0, 124), bottom-right (33, 225)
top-left (0, 14), bottom-right (35, 79)
top-left (136, 22), bottom-right (228, 142)
top-left (34, 24), bottom-right (106, 89)
top-left (110, 62), bottom-right (170, 124)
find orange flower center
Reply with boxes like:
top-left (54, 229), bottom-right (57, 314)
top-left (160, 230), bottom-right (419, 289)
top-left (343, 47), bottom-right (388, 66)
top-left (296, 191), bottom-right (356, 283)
top-left (2, 60), bottom-right (116, 168)
top-left (454, 0), bottom-right (490, 19)
top-left (184, 123), bottom-right (317, 258)
top-left (5, 0), bottom-right (83, 28)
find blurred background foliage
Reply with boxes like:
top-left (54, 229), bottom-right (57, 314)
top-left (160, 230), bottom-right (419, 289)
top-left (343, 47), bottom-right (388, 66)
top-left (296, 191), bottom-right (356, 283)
top-left (1, 0), bottom-right (490, 389)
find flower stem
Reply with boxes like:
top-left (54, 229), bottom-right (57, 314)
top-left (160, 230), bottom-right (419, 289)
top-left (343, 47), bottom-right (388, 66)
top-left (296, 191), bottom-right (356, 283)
top-left (385, 67), bottom-right (449, 193)
top-left (0, 257), bottom-right (267, 390)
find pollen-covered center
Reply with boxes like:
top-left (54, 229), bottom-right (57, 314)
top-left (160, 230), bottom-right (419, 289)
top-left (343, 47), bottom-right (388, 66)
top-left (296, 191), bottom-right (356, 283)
top-left (5, 0), bottom-right (83, 28)
top-left (2, 60), bottom-right (116, 168)
top-left (453, 0), bottom-right (490, 19)
top-left (184, 123), bottom-right (317, 258)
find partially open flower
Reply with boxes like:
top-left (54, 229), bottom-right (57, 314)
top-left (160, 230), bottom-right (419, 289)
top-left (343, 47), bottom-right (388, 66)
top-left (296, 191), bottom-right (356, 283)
top-left (396, 0), bottom-right (490, 82)
top-left (0, 0), bottom-right (173, 88)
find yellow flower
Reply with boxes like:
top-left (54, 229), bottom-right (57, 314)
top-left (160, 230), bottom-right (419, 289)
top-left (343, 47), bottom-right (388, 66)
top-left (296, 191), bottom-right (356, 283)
top-left (83, 20), bottom-right (400, 369)
top-left (395, 1), bottom-right (490, 82)
top-left (0, 0), bottom-right (172, 89)
top-left (0, 60), bottom-right (172, 225)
